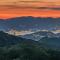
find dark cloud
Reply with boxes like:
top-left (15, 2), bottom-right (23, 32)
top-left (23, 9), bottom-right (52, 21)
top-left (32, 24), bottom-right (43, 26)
top-left (0, 5), bottom-right (60, 10)
top-left (48, 7), bottom-right (60, 10)
top-left (35, 7), bottom-right (60, 10)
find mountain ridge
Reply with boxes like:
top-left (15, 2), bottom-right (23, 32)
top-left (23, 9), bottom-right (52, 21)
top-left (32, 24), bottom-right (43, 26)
top-left (0, 31), bottom-right (40, 47)
top-left (20, 30), bottom-right (60, 41)
top-left (0, 16), bottom-right (60, 33)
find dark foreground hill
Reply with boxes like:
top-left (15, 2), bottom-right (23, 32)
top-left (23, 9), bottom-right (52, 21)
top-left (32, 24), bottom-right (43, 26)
top-left (1, 31), bottom-right (60, 49)
top-left (39, 37), bottom-right (60, 49)
top-left (21, 31), bottom-right (60, 49)
top-left (0, 31), bottom-right (60, 60)
top-left (0, 31), bottom-right (40, 47)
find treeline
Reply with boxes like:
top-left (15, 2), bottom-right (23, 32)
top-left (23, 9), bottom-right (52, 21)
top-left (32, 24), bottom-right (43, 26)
top-left (0, 43), bottom-right (60, 60)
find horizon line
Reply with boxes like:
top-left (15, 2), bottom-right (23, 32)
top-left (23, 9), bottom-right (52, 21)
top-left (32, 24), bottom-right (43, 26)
top-left (1, 16), bottom-right (60, 20)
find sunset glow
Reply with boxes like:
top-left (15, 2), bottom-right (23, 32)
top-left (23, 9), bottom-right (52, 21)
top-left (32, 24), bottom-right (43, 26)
top-left (0, 0), bottom-right (60, 18)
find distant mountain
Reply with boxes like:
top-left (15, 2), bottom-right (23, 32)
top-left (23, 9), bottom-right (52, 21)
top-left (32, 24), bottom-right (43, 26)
top-left (20, 31), bottom-right (58, 41)
top-left (0, 16), bottom-right (60, 32)
top-left (0, 31), bottom-right (39, 47)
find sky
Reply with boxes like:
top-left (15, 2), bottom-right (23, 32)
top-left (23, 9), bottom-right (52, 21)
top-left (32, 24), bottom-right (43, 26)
top-left (0, 0), bottom-right (60, 19)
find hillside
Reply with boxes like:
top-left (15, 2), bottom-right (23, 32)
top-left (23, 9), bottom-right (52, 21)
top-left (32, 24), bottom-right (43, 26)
top-left (0, 31), bottom-right (60, 60)
top-left (0, 31), bottom-right (39, 47)
top-left (21, 31), bottom-right (60, 49)
top-left (40, 37), bottom-right (60, 49)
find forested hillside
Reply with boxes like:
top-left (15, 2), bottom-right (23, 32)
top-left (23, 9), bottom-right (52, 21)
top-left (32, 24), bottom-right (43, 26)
top-left (0, 31), bottom-right (60, 60)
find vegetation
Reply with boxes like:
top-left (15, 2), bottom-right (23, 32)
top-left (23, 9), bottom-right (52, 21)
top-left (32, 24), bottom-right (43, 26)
top-left (0, 31), bottom-right (60, 60)
top-left (0, 43), bottom-right (60, 60)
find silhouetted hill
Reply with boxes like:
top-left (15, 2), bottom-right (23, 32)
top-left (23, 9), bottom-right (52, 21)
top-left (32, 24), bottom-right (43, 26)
top-left (39, 37), bottom-right (60, 49)
top-left (20, 30), bottom-right (60, 49)
top-left (0, 31), bottom-right (60, 60)
top-left (0, 31), bottom-right (39, 47)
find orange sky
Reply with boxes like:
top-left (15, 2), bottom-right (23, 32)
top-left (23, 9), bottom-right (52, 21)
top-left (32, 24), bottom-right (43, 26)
top-left (0, 0), bottom-right (60, 19)
top-left (0, 9), bottom-right (60, 19)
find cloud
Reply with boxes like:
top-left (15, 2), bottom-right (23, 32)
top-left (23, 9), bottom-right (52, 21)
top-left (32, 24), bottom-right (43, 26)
top-left (0, 1), bottom-right (60, 10)
top-left (50, 8), bottom-right (60, 10)
top-left (0, 0), bottom-right (60, 18)
top-left (35, 7), bottom-right (60, 10)
top-left (1, 5), bottom-right (60, 10)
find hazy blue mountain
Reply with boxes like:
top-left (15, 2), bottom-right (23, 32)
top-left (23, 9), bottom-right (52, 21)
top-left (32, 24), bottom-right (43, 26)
top-left (0, 17), bottom-right (60, 32)
top-left (20, 31), bottom-right (57, 41)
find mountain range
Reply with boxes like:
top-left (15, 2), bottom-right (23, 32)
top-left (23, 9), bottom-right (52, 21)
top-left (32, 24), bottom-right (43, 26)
top-left (0, 31), bottom-right (60, 60)
top-left (0, 16), bottom-right (60, 48)
top-left (0, 31), bottom-right (60, 49)
top-left (0, 31), bottom-right (39, 47)
top-left (20, 30), bottom-right (60, 49)
top-left (0, 16), bottom-right (60, 32)
top-left (21, 30), bottom-right (60, 41)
